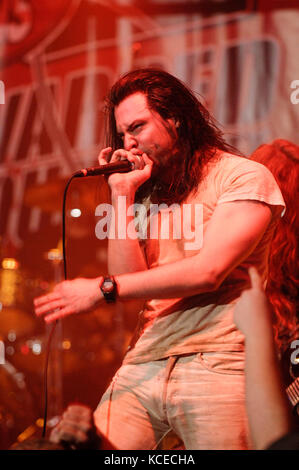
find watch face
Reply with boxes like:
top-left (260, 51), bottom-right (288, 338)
top-left (101, 277), bottom-right (116, 302)
top-left (103, 280), bottom-right (114, 292)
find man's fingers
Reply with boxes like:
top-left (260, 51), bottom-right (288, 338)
top-left (98, 147), bottom-right (112, 165)
top-left (142, 153), bottom-right (153, 165)
top-left (44, 306), bottom-right (73, 323)
top-left (110, 149), bottom-right (128, 162)
top-left (130, 148), bottom-right (143, 156)
top-left (35, 299), bottom-right (64, 317)
top-left (34, 292), bottom-right (61, 308)
top-left (248, 266), bottom-right (263, 290)
top-left (103, 148), bottom-right (151, 172)
top-left (109, 149), bottom-right (147, 170)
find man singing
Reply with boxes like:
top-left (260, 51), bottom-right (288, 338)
top-left (35, 68), bottom-right (285, 450)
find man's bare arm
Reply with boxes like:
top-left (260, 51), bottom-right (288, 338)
top-left (115, 200), bottom-right (272, 300)
top-left (35, 200), bottom-right (273, 322)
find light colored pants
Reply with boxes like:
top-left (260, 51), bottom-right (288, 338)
top-left (94, 352), bottom-right (251, 450)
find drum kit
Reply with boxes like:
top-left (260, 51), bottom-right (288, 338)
top-left (0, 177), bottom-right (123, 449)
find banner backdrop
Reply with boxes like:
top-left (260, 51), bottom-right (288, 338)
top-left (1, 2), bottom-right (299, 255)
top-left (0, 0), bottom-right (298, 446)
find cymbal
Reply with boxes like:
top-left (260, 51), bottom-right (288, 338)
top-left (24, 177), bottom-right (110, 213)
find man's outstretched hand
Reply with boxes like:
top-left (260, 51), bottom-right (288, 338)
top-left (34, 277), bottom-right (104, 323)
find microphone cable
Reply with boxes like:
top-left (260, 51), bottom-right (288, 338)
top-left (41, 173), bottom-right (77, 438)
top-left (41, 161), bottom-right (133, 437)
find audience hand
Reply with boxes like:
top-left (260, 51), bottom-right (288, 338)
top-left (49, 404), bottom-right (101, 450)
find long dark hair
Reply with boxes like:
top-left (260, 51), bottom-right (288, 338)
top-left (251, 139), bottom-right (299, 351)
top-left (105, 68), bottom-right (239, 204)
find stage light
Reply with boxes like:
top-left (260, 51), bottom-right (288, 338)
top-left (70, 208), bottom-right (82, 218)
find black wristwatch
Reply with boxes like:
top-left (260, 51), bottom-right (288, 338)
top-left (100, 276), bottom-right (118, 303)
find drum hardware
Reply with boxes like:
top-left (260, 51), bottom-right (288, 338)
top-left (0, 361), bottom-right (35, 450)
top-left (0, 258), bottom-right (36, 338)
top-left (9, 415), bottom-right (61, 448)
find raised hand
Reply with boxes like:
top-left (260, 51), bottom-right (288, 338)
top-left (49, 404), bottom-right (101, 450)
top-left (233, 267), bottom-right (272, 338)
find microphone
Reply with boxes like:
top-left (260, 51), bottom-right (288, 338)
top-left (74, 160), bottom-right (134, 177)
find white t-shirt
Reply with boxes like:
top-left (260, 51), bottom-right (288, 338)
top-left (123, 152), bottom-right (285, 364)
